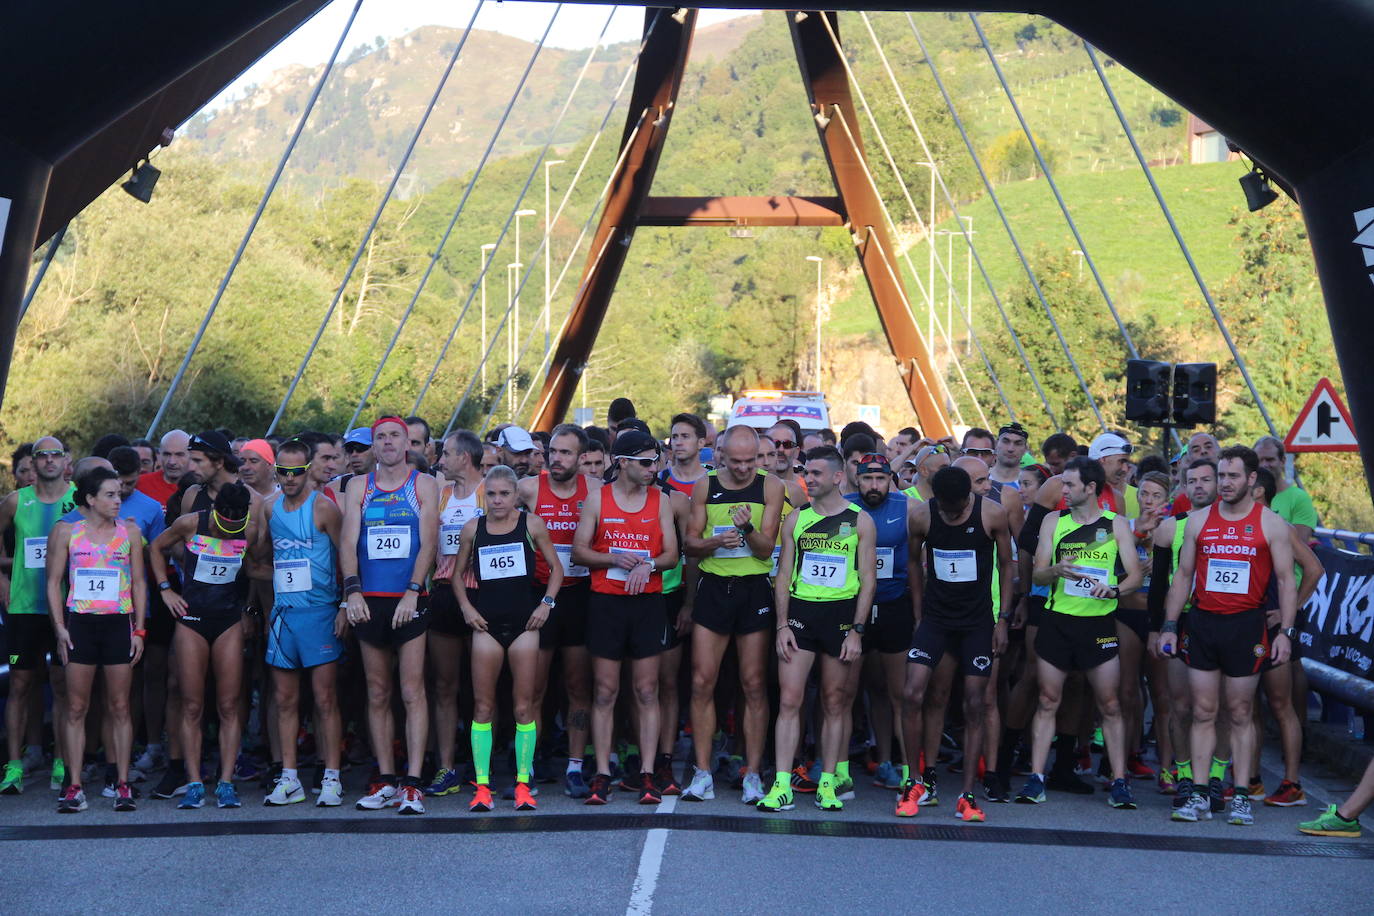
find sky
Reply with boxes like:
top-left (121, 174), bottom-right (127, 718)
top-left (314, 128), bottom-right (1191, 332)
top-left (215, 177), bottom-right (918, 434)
top-left (211, 1), bottom-right (755, 109)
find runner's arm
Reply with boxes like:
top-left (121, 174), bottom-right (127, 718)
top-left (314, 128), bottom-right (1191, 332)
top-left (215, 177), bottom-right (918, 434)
top-left (1163, 514), bottom-right (1202, 626)
top-left (1112, 515), bottom-right (1143, 597)
top-left (772, 511), bottom-right (799, 623)
top-left (1290, 528), bottom-right (1324, 609)
top-left (748, 474), bottom-right (785, 558)
top-left (528, 515), bottom-right (564, 602)
top-left (988, 501), bottom-right (1014, 620)
top-left (409, 473), bottom-right (440, 589)
top-left (338, 475), bottom-right (364, 580)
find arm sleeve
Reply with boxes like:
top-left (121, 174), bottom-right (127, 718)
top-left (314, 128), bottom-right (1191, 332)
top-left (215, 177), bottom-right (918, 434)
top-left (1018, 502), bottom-right (1049, 555)
top-left (1148, 544), bottom-right (1172, 631)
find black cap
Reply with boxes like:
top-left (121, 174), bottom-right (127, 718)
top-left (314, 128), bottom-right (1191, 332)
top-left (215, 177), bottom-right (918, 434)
top-left (190, 430), bottom-right (233, 456)
top-left (616, 417), bottom-right (652, 436)
top-left (612, 429), bottom-right (660, 458)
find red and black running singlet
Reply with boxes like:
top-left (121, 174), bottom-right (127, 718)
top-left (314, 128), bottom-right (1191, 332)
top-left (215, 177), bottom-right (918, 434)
top-left (590, 485), bottom-right (663, 596)
top-left (1192, 501), bottom-right (1273, 614)
top-left (533, 471), bottom-right (588, 585)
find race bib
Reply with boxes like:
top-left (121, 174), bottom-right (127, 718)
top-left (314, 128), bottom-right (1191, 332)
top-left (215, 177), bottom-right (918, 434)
top-left (875, 547), bottom-right (895, 580)
top-left (1063, 564), bottom-right (1110, 599)
top-left (712, 525), bottom-right (751, 559)
top-left (933, 548), bottom-right (976, 583)
top-left (606, 547), bottom-right (651, 582)
top-left (273, 558), bottom-right (310, 594)
top-left (439, 524), bottom-right (464, 556)
top-left (1206, 558), bottom-right (1251, 595)
top-left (555, 544), bottom-right (589, 578)
top-left (22, 537), bottom-right (47, 569)
top-left (800, 551), bottom-right (846, 589)
top-left (770, 546), bottom-right (781, 577)
top-left (366, 525), bottom-right (411, 560)
top-left (193, 553), bottom-right (242, 585)
top-left (72, 568), bottom-right (119, 602)
top-left (479, 543), bottom-right (526, 580)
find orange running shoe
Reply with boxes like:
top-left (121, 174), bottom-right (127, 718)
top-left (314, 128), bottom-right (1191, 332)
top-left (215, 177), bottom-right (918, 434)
top-left (469, 784), bottom-right (494, 812)
top-left (1264, 780), bottom-right (1306, 807)
top-left (895, 779), bottom-right (925, 818)
top-left (955, 792), bottom-right (986, 822)
top-left (513, 782), bottom-right (537, 811)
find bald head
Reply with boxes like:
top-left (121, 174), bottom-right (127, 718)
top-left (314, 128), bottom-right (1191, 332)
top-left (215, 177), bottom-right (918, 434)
top-left (158, 429), bottom-right (191, 483)
top-left (719, 424), bottom-right (761, 485)
top-left (1187, 432), bottom-right (1220, 465)
top-left (953, 455), bottom-right (991, 495)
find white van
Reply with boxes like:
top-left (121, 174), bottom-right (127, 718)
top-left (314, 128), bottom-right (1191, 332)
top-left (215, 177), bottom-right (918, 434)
top-left (726, 390), bottom-right (831, 433)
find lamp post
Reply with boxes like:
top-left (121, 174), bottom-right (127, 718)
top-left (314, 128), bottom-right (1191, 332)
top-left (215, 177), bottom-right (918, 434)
top-left (513, 208), bottom-right (536, 417)
top-left (479, 242), bottom-right (496, 394)
top-left (506, 262), bottom-right (518, 419)
top-left (960, 216), bottom-right (974, 357)
top-left (914, 160), bottom-right (938, 347)
top-left (806, 255), bottom-right (824, 390)
top-left (543, 161), bottom-right (564, 359)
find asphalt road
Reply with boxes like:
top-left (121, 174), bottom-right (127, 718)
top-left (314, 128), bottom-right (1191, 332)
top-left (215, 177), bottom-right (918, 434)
top-left (3, 748), bottom-right (1370, 914)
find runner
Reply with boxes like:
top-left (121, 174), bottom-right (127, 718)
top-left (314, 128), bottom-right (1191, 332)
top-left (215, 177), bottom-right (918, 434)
top-left (758, 446), bottom-right (876, 813)
top-left (1160, 446), bottom-right (1297, 826)
top-left (497, 426), bottom-right (538, 479)
top-left (651, 452), bottom-right (694, 796)
top-left (423, 429), bottom-right (485, 799)
top-left (0, 436), bottom-right (75, 797)
top-left (1170, 433), bottom-right (1221, 513)
top-left (136, 430), bottom-right (190, 508)
top-left (579, 439), bottom-right (607, 481)
top-left (767, 421), bottom-right (809, 508)
top-left (896, 464), bottom-right (1011, 820)
top-left (886, 427), bottom-right (921, 465)
top-left (1017, 456), bottom-right (1142, 809)
top-left (1039, 433), bottom-right (1078, 476)
top-left (990, 423), bottom-right (1030, 499)
top-left (259, 438), bottom-right (346, 808)
top-left (405, 416), bottom-right (437, 468)
top-left (46, 466), bottom-right (147, 813)
top-left (571, 428), bottom-right (679, 805)
top-left (296, 431), bottom-right (343, 503)
top-left (130, 438), bottom-right (157, 475)
top-left (662, 413), bottom-right (711, 496)
top-left (342, 427), bottom-right (375, 478)
top-left (454, 465), bottom-right (563, 812)
top-left (681, 425), bottom-right (784, 803)
top-left (1299, 756), bottom-right (1374, 837)
top-left (1254, 436), bottom-right (1318, 542)
top-left (340, 416), bottom-right (439, 815)
top-left (517, 424), bottom-right (595, 799)
top-left (902, 444), bottom-right (951, 502)
top-left (149, 481), bottom-right (256, 810)
top-left (237, 439), bottom-right (278, 501)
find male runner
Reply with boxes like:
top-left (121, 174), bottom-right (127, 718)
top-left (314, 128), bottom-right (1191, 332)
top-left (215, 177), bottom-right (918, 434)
top-left (1254, 436), bottom-right (1318, 542)
top-left (662, 413), bottom-right (711, 496)
top-left (340, 416), bottom-right (438, 815)
top-left (758, 446), bottom-right (876, 813)
top-left (518, 424), bottom-right (596, 798)
top-left (571, 428), bottom-right (679, 805)
top-left (681, 425), bottom-right (784, 803)
top-left (136, 430), bottom-right (190, 508)
top-left (903, 444), bottom-right (951, 502)
top-left (897, 465), bottom-right (1011, 820)
top-left (887, 427), bottom-right (921, 465)
top-left (767, 421), bottom-right (808, 508)
top-left (1040, 433), bottom-right (1078, 476)
top-left (0, 437), bottom-right (75, 795)
top-left (405, 416), bottom-right (437, 468)
top-left (238, 439), bottom-right (278, 501)
top-left (342, 428), bottom-right (375, 478)
top-left (989, 423), bottom-right (1030, 499)
top-left (1161, 446), bottom-right (1296, 826)
top-left (580, 440), bottom-right (608, 480)
top-left (260, 438), bottom-right (346, 807)
top-left (1170, 432), bottom-right (1220, 513)
top-left (1018, 456), bottom-right (1142, 809)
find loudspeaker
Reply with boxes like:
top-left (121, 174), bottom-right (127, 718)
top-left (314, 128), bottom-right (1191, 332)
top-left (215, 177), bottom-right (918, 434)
top-left (1173, 363), bottom-right (1217, 427)
top-left (1125, 359), bottom-right (1172, 425)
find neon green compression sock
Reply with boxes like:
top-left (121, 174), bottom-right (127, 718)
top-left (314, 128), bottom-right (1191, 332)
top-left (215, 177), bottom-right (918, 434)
top-left (471, 721), bottom-right (493, 786)
top-left (515, 721), bottom-right (537, 784)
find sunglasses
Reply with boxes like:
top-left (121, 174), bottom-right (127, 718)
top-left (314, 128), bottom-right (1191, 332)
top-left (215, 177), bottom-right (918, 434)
top-left (344, 443), bottom-right (371, 454)
top-left (769, 437), bottom-right (799, 450)
top-left (33, 449), bottom-right (66, 458)
top-left (857, 452), bottom-right (889, 467)
top-left (963, 447), bottom-right (994, 456)
top-left (275, 464), bottom-right (310, 477)
top-left (614, 455), bottom-right (658, 468)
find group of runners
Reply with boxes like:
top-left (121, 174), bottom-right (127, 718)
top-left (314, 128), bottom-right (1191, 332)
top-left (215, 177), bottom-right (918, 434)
top-left (1, 403), bottom-right (1370, 838)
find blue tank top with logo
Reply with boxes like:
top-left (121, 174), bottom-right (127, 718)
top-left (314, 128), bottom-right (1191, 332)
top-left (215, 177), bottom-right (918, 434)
top-left (270, 491), bottom-right (338, 610)
top-left (847, 490), bottom-right (909, 603)
top-left (356, 470), bottom-right (423, 597)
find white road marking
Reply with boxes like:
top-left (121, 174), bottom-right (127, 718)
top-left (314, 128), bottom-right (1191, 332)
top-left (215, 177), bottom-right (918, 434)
top-left (625, 796), bottom-right (676, 914)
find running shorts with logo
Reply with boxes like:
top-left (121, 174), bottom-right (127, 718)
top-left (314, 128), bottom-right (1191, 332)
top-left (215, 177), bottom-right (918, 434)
top-left (587, 593), bottom-right (668, 660)
top-left (1183, 608), bottom-right (1270, 677)
top-left (587, 485), bottom-right (666, 660)
top-left (1036, 510), bottom-right (1122, 671)
top-left (910, 495), bottom-right (996, 675)
top-left (786, 597), bottom-right (856, 658)
top-left (696, 470), bottom-right (773, 634)
top-left (354, 469), bottom-right (429, 647)
top-left (865, 595), bottom-right (915, 654)
top-left (4, 613), bottom-right (56, 669)
top-left (784, 502), bottom-right (862, 658)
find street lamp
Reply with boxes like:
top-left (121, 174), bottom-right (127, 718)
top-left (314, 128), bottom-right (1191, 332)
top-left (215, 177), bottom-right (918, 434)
top-left (959, 217), bottom-right (975, 357)
top-left (914, 161), bottom-right (938, 347)
top-left (513, 208), bottom-right (537, 415)
top-left (479, 243), bottom-right (496, 393)
top-left (543, 161), bottom-right (564, 359)
top-left (806, 255), bottom-right (824, 390)
top-left (506, 262), bottom-right (519, 418)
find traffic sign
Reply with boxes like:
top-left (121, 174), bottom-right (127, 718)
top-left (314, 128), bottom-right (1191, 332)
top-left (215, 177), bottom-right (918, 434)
top-left (1284, 377), bottom-right (1358, 452)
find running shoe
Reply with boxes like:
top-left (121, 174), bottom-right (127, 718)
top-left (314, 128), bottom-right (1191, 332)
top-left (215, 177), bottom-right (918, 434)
top-left (153, 767), bottom-right (189, 799)
top-left (984, 773), bottom-right (1010, 803)
top-left (681, 767), bottom-right (715, 802)
top-left (102, 776), bottom-right (142, 799)
top-left (264, 774), bottom-right (306, 806)
top-left (740, 771), bottom-right (764, 805)
top-left (114, 782), bottom-right (137, 812)
top-left (133, 745), bottom-right (166, 774)
top-left (638, 779), bottom-right (662, 805)
top-left (50, 758), bottom-right (66, 792)
top-left (1208, 777), bottom-right (1227, 814)
top-left (1127, 754), bottom-right (1155, 780)
top-left (57, 785), bottom-right (87, 813)
top-left (815, 776), bottom-right (843, 811)
top-left (232, 753), bottom-right (260, 783)
top-left (1014, 774), bottom-right (1046, 805)
top-left (1298, 804), bottom-right (1361, 838)
top-left (654, 756), bottom-right (680, 796)
top-left (834, 775), bottom-right (856, 801)
top-left (873, 761), bottom-right (903, 790)
top-left (1095, 757), bottom-right (1113, 787)
top-left (563, 770), bottom-right (590, 799)
top-left (424, 767), bottom-right (464, 798)
top-left (1227, 795), bottom-right (1254, 826)
top-left (895, 779), bottom-right (924, 817)
top-left (1, 760), bottom-right (23, 795)
top-left (789, 764), bottom-right (818, 794)
top-left (1171, 792), bottom-right (1211, 822)
top-left (1108, 777), bottom-right (1137, 810)
top-left (469, 784), bottom-right (494, 812)
top-left (1264, 780), bottom-right (1307, 807)
top-left (501, 780), bottom-right (539, 801)
top-left (757, 776), bottom-right (795, 812)
top-left (1157, 769), bottom-right (1177, 795)
top-left (955, 792), bottom-right (985, 822)
top-left (178, 782), bottom-right (205, 809)
top-left (618, 770), bottom-right (643, 794)
top-left (1172, 778), bottom-right (1195, 809)
top-left (317, 777), bottom-right (344, 807)
top-left (585, 773), bottom-right (612, 806)
top-left (1247, 779), bottom-right (1266, 801)
top-left (396, 783), bottom-right (425, 815)
top-left (1047, 769), bottom-right (1094, 795)
top-left (514, 782), bottom-right (537, 811)
top-left (714, 754), bottom-right (744, 789)
top-left (215, 781), bottom-right (241, 808)
top-left (921, 769), bottom-right (940, 807)
top-left (21, 745), bottom-right (44, 773)
top-left (355, 781), bottom-right (398, 810)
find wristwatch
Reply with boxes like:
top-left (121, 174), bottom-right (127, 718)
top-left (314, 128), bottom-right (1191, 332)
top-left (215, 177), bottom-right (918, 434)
top-left (406, 582), bottom-right (423, 593)
top-left (1283, 626), bottom-right (1297, 639)
top-left (850, 623), bottom-right (866, 635)
top-left (541, 596), bottom-right (556, 609)
top-left (158, 581), bottom-right (171, 591)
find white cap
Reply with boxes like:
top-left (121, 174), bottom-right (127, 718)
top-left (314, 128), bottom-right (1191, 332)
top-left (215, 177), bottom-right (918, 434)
top-left (1088, 433), bottom-right (1133, 460)
top-left (497, 426), bottom-right (536, 453)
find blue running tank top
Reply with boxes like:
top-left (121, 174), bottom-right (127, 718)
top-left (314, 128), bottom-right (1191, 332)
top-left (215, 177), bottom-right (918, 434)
top-left (270, 491), bottom-right (338, 609)
top-left (356, 470), bottom-right (424, 597)
top-left (847, 490), bottom-right (910, 603)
